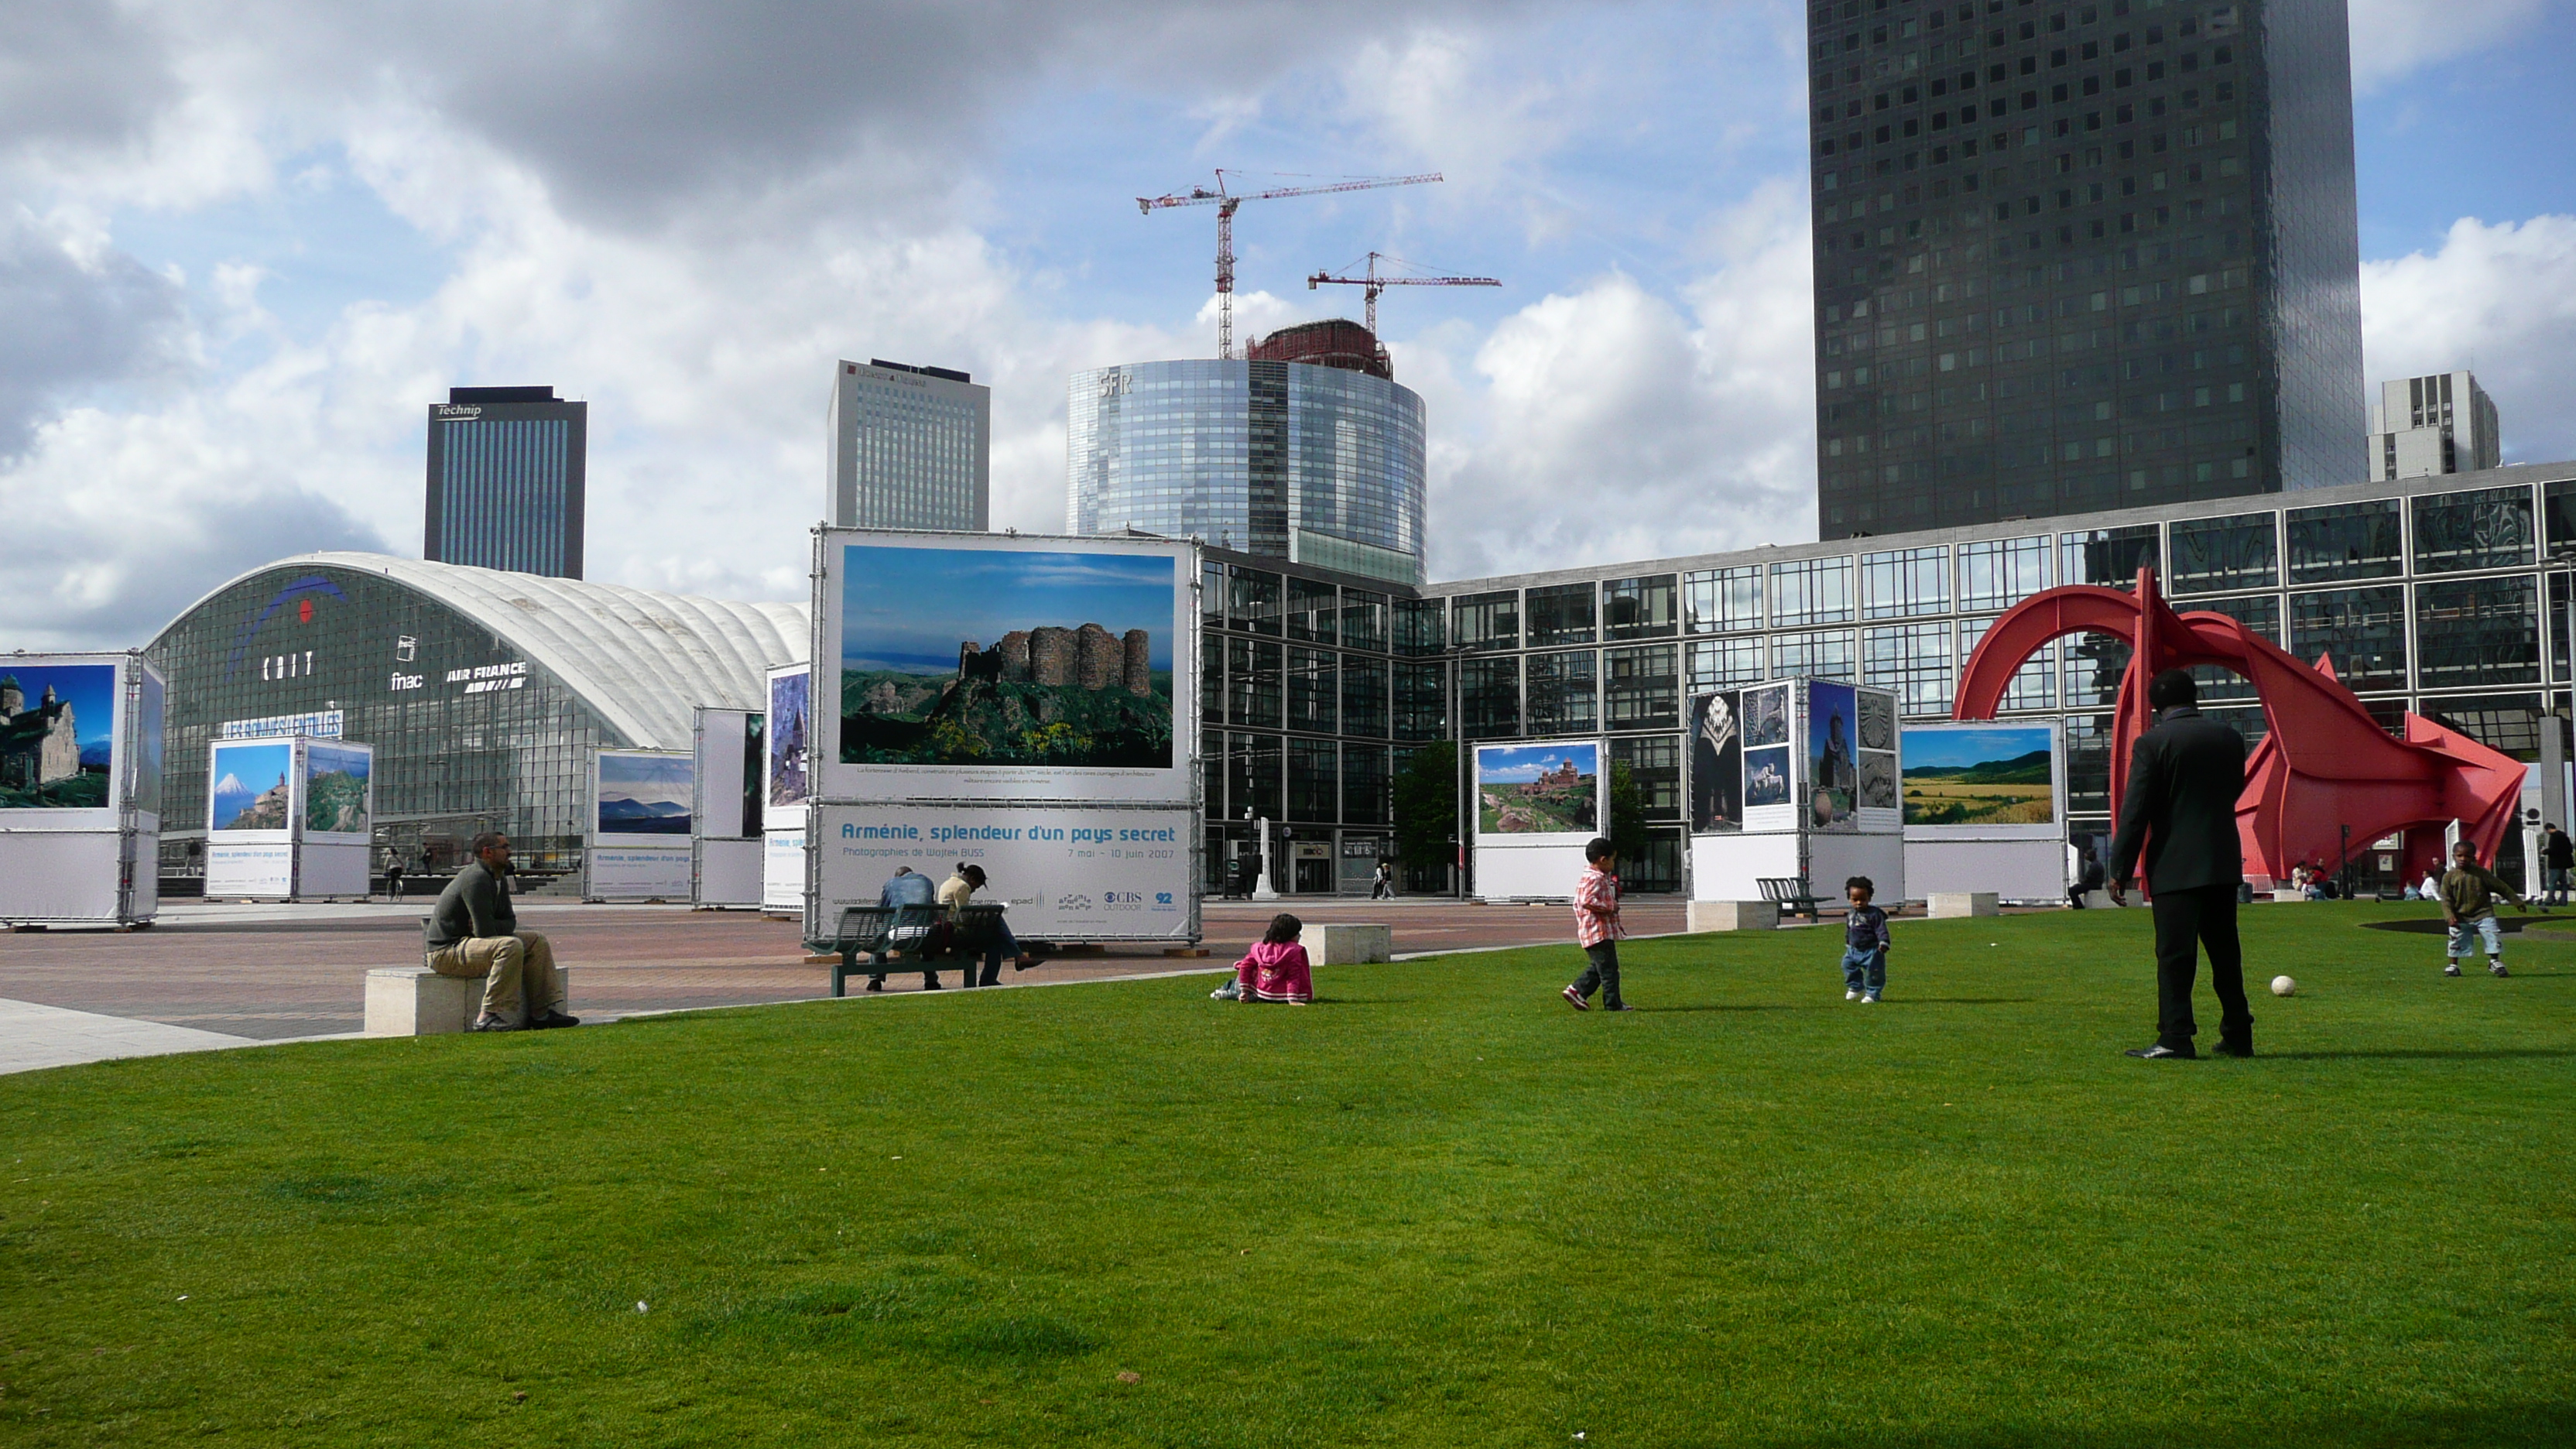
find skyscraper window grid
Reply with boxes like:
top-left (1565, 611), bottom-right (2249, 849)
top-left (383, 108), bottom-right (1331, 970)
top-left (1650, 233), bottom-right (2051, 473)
top-left (1805, 0), bottom-right (2362, 533)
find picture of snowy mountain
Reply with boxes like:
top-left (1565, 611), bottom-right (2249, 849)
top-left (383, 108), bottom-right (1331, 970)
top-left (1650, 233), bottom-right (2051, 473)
top-left (598, 752), bottom-right (693, 835)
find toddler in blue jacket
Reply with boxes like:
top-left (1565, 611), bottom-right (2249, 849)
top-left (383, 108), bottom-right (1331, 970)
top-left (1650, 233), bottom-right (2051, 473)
top-left (1841, 875), bottom-right (1890, 1003)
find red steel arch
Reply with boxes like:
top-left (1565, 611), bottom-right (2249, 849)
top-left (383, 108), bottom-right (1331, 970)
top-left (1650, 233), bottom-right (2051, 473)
top-left (1953, 567), bottom-right (2523, 882)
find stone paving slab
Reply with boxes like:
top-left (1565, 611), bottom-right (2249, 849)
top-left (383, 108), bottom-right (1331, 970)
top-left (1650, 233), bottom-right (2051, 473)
top-left (0, 998), bottom-right (262, 1077)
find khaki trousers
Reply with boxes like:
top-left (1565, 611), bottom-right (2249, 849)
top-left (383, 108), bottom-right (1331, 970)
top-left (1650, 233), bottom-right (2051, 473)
top-left (425, 932), bottom-right (561, 1020)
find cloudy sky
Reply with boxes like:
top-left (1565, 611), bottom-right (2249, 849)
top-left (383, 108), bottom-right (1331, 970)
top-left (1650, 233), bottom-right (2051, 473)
top-left (5, 0), bottom-right (2572, 649)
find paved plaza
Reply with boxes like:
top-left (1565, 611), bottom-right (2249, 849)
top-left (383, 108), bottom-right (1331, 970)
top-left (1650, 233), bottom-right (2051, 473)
top-left (0, 894), bottom-right (1692, 1074)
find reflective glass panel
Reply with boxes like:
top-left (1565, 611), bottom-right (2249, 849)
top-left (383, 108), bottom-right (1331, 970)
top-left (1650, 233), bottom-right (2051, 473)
top-left (1452, 591), bottom-right (1520, 650)
top-left (1958, 536), bottom-right (2051, 611)
top-left (2413, 485), bottom-right (2534, 574)
top-left (2060, 525), bottom-right (2161, 590)
top-left (2168, 512), bottom-right (2279, 594)
top-left (2417, 575), bottom-right (2539, 687)
top-left (1684, 565), bottom-right (1763, 633)
top-left (1459, 656), bottom-right (1520, 738)
top-left (1604, 645), bottom-right (1680, 730)
top-left (1860, 546), bottom-right (1949, 618)
top-left (1685, 637), bottom-right (1765, 690)
top-left (1524, 649), bottom-right (1600, 735)
top-left (1769, 557), bottom-right (1855, 627)
top-left (2287, 587), bottom-right (2406, 692)
top-left (1862, 622), bottom-right (1954, 714)
top-left (2286, 499), bottom-right (2402, 583)
top-left (1286, 647), bottom-right (1337, 733)
top-left (1285, 577), bottom-right (1336, 642)
top-left (1603, 575), bottom-right (1679, 639)
top-left (1770, 629), bottom-right (1857, 682)
top-left (1960, 617), bottom-right (2055, 710)
top-left (1526, 583), bottom-right (1598, 646)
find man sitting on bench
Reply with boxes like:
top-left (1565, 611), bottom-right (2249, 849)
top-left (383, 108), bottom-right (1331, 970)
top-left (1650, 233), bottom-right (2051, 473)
top-left (426, 831), bottom-right (577, 1032)
top-left (866, 866), bottom-right (943, 992)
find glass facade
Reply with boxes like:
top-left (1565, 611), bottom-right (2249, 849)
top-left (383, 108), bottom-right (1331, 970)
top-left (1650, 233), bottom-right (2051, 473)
top-left (423, 394), bottom-right (586, 579)
top-left (1807, 0), bottom-right (2364, 533)
top-left (1067, 359), bottom-right (1427, 585)
top-left (148, 564), bottom-right (665, 879)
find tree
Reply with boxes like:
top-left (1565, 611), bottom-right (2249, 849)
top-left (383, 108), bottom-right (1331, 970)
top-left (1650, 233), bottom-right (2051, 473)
top-left (1608, 760), bottom-right (1649, 867)
top-left (1392, 742), bottom-right (1459, 876)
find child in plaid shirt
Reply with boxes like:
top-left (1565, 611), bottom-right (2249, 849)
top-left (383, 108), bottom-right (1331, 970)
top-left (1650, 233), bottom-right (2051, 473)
top-left (1560, 838), bottom-right (1631, 1012)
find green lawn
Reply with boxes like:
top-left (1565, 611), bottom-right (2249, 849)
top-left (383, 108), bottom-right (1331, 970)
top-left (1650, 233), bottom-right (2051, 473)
top-left (4, 904), bottom-right (2571, 1446)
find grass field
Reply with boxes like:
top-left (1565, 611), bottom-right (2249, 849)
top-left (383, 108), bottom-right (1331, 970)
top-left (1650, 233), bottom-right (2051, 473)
top-left (5, 904), bottom-right (2572, 1446)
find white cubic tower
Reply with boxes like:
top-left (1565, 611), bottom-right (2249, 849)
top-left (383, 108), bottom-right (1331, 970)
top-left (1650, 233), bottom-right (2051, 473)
top-left (2369, 371), bottom-right (2501, 481)
top-left (827, 358), bottom-right (990, 531)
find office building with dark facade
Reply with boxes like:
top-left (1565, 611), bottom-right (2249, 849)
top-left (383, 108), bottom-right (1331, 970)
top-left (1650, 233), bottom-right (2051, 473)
top-left (1805, 0), bottom-right (2363, 534)
top-left (423, 385), bottom-right (588, 577)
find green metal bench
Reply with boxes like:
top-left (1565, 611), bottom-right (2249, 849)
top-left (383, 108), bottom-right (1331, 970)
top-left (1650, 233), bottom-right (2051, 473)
top-left (1756, 876), bottom-right (1828, 922)
top-left (807, 903), bottom-right (1011, 997)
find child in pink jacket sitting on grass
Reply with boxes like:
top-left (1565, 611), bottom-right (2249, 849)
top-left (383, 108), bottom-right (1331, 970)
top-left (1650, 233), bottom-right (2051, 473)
top-left (1214, 913), bottom-right (1313, 1004)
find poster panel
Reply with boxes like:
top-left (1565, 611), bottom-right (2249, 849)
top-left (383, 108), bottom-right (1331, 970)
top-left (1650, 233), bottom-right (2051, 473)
top-left (208, 739), bottom-right (296, 835)
top-left (1899, 721), bottom-right (2062, 838)
top-left (694, 709), bottom-right (753, 840)
top-left (589, 846), bottom-right (694, 899)
top-left (741, 712), bottom-right (765, 837)
top-left (598, 751), bottom-right (694, 836)
top-left (302, 742), bottom-right (374, 842)
top-left (816, 531), bottom-right (1196, 805)
top-left (763, 827), bottom-right (807, 912)
top-left (1687, 690), bottom-right (1743, 834)
top-left (0, 659), bottom-right (121, 819)
top-left (768, 665), bottom-right (811, 809)
top-left (1805, 680), bottom-right (1858, 833)
top-left (1855, 686), bottom-right (1902, 833)
top-left (204, 842), bottom-right (294, 896)
top-left (813, 802), bottom-right (1195, 941)
top-left (132, 663), bottom-right (166, 825)
top-left (1474, 741), bottom-right (1605, 843)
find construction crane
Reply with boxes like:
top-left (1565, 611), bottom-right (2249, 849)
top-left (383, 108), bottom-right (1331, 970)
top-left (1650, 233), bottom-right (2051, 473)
top-left (1138, 170), bottom-right (1443, 359)
top-left (1307, 252), bottom-right (1500, 335)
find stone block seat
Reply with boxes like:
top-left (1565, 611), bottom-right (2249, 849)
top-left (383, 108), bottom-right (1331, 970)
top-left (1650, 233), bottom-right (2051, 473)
top-left (1298, 923), bottom-right (1392, 964)
top-left (1688, 899), bottom-right (1779, 931)
top-left (1928, 891), bottom-right (2000, 919)
top-left (365, 966), bottom-right (570, 1036)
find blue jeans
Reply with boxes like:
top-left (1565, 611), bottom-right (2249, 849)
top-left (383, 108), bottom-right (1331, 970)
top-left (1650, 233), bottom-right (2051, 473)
top-left (2447, 914), bottom-right (2502, 961)
top-left (1841, 945), bottom-right (1886, 995)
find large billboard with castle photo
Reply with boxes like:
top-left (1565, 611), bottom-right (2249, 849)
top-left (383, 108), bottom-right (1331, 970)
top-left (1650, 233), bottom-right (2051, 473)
top-left (816, 532), bottom-right (1195, 804)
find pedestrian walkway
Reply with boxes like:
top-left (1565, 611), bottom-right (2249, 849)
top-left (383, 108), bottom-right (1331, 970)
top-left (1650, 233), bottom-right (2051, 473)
top-left (0, 997), bottom-right (262, 1077)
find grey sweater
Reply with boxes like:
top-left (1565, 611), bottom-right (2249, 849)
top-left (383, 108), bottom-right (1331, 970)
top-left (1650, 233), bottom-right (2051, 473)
top-left (426, 860), bottom-right (516, 947)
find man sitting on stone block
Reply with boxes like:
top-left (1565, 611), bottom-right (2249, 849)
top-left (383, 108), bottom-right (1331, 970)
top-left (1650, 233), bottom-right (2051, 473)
top-left (426, 831), bottom-right (577, 1033)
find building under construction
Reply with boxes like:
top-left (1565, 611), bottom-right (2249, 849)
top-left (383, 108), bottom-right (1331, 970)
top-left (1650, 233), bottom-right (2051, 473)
top-left (1065, 319), bottom-right (1426, 585)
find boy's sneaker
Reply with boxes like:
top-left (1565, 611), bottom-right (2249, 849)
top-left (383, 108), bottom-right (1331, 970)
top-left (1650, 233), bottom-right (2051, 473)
top-left (2490, 961), bottom-right (2510, 978)
top-left (1845, 988), bottom-right (1862, 1001)
top-left (1560, 984), bottom-right (1591, 1011)
top-left (2444, 963), bottom-right (2464, 977)
top-left (1860, 994), bottom-right (1879, 1005)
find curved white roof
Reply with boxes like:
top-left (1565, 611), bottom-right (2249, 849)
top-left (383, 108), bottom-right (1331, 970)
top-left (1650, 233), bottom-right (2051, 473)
top-left (162, 552), bottom-right (809, 751)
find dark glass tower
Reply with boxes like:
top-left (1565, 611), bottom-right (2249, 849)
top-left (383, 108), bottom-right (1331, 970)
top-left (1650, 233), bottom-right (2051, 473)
top-left (423, 385), bottom-right (587, 577)
top-left (1807, 0), bottom-right (2362, 535)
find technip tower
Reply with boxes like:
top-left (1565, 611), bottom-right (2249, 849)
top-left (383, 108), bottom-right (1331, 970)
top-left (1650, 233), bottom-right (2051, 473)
top-left (1067, 320), bottom-right (1427, 586)
top-left (1806, 0), bottom-right (2362, 535)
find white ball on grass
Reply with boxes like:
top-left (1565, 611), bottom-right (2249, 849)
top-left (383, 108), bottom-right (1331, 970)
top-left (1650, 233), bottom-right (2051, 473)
top-left (2270, 975), bottom-right (2297, 997)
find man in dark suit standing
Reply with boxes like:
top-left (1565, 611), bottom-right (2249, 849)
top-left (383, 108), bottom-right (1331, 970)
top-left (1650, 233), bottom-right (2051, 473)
top-left (2108, 668), bottom-right (2252, 1060)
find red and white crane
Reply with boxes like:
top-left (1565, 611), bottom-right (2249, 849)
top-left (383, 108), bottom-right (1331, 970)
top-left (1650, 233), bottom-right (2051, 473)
top-left (1307, 252), bottom-right (1500, 335)
top-left (1138, 170), bottom-right (1443, 358)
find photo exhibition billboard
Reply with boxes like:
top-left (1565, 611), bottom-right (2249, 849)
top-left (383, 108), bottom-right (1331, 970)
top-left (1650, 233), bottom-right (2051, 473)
top-left (1688, 690), bottom-right (1743, 834)
top-left (1899, 722), bottom-right (2063, 837)
top-left (1474, 741), bottom-right (1605, 844)
top-left (596, 751), bottom-right (694, 837)
top-left (817, 532), bottom-right (1196, 804)
top-left (2, 660), bottom-right (121, 818)
top-left (768, 663), bottom-right (810, 810)
top-left (301, 742), bottom-right (374, 843)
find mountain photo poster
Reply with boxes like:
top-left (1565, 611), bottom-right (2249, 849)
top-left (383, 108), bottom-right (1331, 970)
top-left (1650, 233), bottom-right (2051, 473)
top-left (598, 752), bottom-right (694, 836)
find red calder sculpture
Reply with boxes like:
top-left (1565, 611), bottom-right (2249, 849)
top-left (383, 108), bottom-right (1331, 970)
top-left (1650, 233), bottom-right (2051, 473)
top-left (1953, 567), bottom-right (2525, 883)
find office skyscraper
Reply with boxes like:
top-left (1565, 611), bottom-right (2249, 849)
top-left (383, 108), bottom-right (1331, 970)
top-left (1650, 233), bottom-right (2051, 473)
top-left (2369, 371), bottom-right (2500, 481)
top-left (423, 385), bottom-right (587, 577)
top-left (827, 359), bottom-right (989, 531)
top-left (1807, 0), bottom-right (2364, 535)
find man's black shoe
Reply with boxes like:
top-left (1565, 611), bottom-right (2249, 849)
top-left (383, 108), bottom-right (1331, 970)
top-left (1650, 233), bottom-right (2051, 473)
top-left (864, 980), bottom-right (884, 992)
top-left (530, 1011), bottom-right (581, 1030)
top-left (2212, 1039), bottom-right (2253, 1058)
top-left (2124, 1043), bottom-right (2197, 1060)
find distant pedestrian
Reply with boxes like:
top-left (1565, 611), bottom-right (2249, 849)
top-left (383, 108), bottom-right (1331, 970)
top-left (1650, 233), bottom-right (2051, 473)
top-left (1560, 838), bottom-right (1629, 1012)
top-left (1371, 858), bottom-right (1395, 900)
top-left (2067, 846), bottom-right (2104, 909)
top-left (1221, 913), bottom-right (1313, 1004)
top-left (1841, 876), bottom-right (1890, 1003)
top-left (2543, 824), bottom-right (2574, 906)
top-left (2438, 839), bottom-right (2526, 978)
top-left (385, 855), bottom-right (406, 899)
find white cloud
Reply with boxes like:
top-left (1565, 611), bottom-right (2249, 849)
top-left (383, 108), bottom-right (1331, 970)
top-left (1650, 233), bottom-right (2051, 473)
top-left (1418, 179), bottom-right (1816, 581)
top-left (2361, 213), bottom-right (2576, 464)
top-left (2347, 0), bottom-right (2547, 91)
